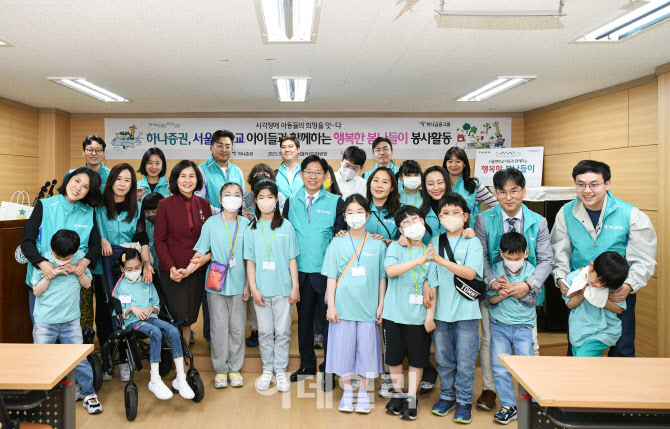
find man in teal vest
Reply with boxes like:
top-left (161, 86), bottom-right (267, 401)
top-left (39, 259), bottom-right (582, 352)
top-left (551, 160), bottom-right (657, 357)
top-left (362, 137), bottom-right (399, 180)
top-left (275, 135), bottom-right (303, 197)
top-left (474, 167), bottom-right (553, 412)
top-left (64, 134), bottom-right (111, 191)
top-left (197, 129), bottom-right (247, 210)
top-left (282, 155), bottom-right (345, 392)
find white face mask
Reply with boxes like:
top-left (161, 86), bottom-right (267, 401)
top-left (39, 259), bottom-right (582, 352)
top-left (256, 198), bottom-right (277, 214)
top-left (340, 167), bottom-right (358, 181)
top-left (53, 257), bottom-right (72, 267)
top-left (221, 196), bottom-right (243, 213)
top-left (440, 215), bottom-right (464, 232)
top-left (124, 270), bottom-right (142, 283)
top-left (346, 213), bottom-right (367, 230)
top-left (403, 222), bottom-right (426, 241)
top-left (503, 259), bottom-right (524, 273)
top-left (403, 177), bottom-right (421, 191)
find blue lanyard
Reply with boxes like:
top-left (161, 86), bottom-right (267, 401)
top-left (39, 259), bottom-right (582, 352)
top-left (450, 236), bottom-right (462, 253)
top-left (348, 233), bottom-right (369, 266)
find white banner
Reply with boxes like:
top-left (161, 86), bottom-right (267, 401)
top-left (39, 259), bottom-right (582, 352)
top-left (104, 117), bottom-right (512, 160)
top-left (474, 146), bottom-right (544, 187)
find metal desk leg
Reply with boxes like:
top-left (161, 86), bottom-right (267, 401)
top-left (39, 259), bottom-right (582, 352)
top-left (62, 370), bottom-right (76, 429)
top-left (518, 383), bottom-right (532, 429)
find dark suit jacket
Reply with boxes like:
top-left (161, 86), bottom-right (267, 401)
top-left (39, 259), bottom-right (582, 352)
top-left (155, 193), bottom-right (212, 272)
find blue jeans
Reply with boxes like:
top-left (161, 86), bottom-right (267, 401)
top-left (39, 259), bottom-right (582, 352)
top-left (609, 293), bottom-right (636, 357)
top-left (432, 319), bottom-right (480, 404)
top-left (127, 318), bottom-right (182, 363)
top-left (33, 318), bottom-right (95, 396)
top-left (490, 318), bottom-right (534, 407)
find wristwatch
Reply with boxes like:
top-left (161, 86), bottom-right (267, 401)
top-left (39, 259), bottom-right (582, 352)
top-left (524, 281), bottom-right (533, 291)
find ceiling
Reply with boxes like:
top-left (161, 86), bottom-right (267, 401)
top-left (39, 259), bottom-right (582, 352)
top-left (0, 0), bottom-right (669, 114)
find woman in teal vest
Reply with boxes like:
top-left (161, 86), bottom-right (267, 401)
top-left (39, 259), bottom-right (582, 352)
top-left (95, 163), bottom-right (152, 351)
top-left (364, 167), bottom-right (401, 246)
top-left (443, 147), bottom-right (498, 228)
top-left (137, 148), bottom-right (170, 201)
top-left (21, 167), bottom-right (102, 323)
top-left (418, 166), bottom-right (451, 246)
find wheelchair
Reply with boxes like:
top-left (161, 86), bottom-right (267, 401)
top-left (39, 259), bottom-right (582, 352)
top-left (100, 274), bottom-right (204, 421)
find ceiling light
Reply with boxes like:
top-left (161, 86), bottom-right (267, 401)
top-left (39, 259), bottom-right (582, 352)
top-left (436, 0), bottom-right (566, 17)
top-left (254, 0), bottom-right (322, 43)
top-left (457, 76), bottom-right (536, 102)
top-left (576, 0), bottom-right (670, 42)
top-left (48, 77), bottom-right (129, 102)
top-left (273, 77), bottom-right (310, 102)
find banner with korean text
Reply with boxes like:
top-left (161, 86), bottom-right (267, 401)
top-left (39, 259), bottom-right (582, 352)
top-left (474, 147), bottom-right (544, 187)
top-left (104, 117), bottom-right (511, 160)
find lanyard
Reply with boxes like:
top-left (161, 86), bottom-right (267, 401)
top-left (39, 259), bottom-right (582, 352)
top-left (259, 219), bottom-right (274, 262)
top-left (348, 233), bottom-right (369, 266)
top-left (403, 187), bottom-right (418, 207)
top-left (408, 244), bottom-right (426, 295)
top-left (450, 236), bottom-right (462, 253)
top-left (223, 216), bottom-right (239, 257)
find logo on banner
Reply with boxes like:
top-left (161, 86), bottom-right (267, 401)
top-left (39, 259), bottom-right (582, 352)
top-left (111, 125), bottom-right (143, 150)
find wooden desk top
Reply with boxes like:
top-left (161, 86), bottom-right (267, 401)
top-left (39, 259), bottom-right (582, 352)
top-left (0, 344), bottom-right (93, 390)
top-left (500, 355), bottom-right (670, 410)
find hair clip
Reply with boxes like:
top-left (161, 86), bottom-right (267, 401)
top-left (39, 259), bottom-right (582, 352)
top-left (122, 253), bottom-right (126, 263)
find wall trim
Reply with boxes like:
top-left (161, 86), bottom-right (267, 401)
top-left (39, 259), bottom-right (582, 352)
top-left (524, 74), bottom-right (657, 116)
top-left (38, 108), bottom-right (71, 117)
top-left (0, 95), bottom-right (39, 112)
top-left (656, 61), bottom-right (670, 75)
top-left (70, 111), bottom-right (524, 119)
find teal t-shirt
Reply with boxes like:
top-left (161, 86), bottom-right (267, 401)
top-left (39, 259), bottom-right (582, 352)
top-left (243, 219), bottom-right (299, 298)
top-left (31, 250), bottom-right (92, 324)
top-left (112, 277), bottom-right (160, 326)
top-left (194, 215), bottom-right (249, 296)
top-left (488, 260), bottom-right (537, 326)
top-left (428, 235), bottom-right (484, 322)
top-left (321, 234), bottom-right (387, 323)
top-left (365, 205), bottom-right (399, 240)
top-left (382, 241), bottom-right (435, 325)
top-left (399, 189), bottom-right (423, 209)
top-left (563, 268), bottom-right (626, 347)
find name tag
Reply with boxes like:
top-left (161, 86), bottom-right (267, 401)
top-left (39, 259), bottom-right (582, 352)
top-left (263, 261), bottom-right (276, 271)
top-left (351, 266), bottom-right (366, 276)
top-left (456, 261), bottom-right (463, 265)
top-left (409, 294), bottom-right (423, 305)
top-left (119, 295), bottom-right (132, 304)
top-left (229, 259), bottom-right (236, 268)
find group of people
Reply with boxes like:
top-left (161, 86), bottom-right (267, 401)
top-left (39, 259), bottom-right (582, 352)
top-left (20, 129), bottom-right (657, 425)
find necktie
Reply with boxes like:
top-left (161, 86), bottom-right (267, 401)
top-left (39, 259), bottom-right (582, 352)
top-left (508, 217), bottom-right (518, 233)
top-left (307, 195), bottom-right (314, 222)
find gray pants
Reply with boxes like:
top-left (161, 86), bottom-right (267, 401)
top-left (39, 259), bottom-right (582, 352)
top-left (208, 293), bottom-right (246, 374)
top-left (255, 296), bottom-right (292, 373)
top-left (479, 299), bottom-right (540, 393)
top-left (247, 298), bottom-right (258, 332)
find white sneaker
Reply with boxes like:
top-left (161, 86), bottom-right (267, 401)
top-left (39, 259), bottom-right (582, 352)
top-left (276, 372), bottom-right (290, 392)
top-left (83, 394), bottom-right (103, 414)
top-left (214, 373), bottom-right (228, 389)
top-left (149, 380), bottom-right (173, 400)
top-left (102, 370), bottom-right (112, 381)
top-left (228, 372), bottom-right (244, 387)
top-left (255, 371), bottom-right (274, 391)
top-left (172, 377), bottom-right (195, 399)
top-left (119, 363), bottom-right (130, 382)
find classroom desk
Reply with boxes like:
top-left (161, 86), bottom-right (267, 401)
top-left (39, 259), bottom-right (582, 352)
top-left (500, 355), bottom-right (670, 429)
top-left (0, 343), bottom-right (93, 429)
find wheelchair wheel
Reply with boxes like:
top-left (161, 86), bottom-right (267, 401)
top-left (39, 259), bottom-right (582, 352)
top-left (189, 372), bottom-right (205, 403)
top-left (158, 350), bottom-right (172, 377)
top-left (88, 354), bottom-right (103, 392)
top-left (125, 386), bottom-right (138, 421)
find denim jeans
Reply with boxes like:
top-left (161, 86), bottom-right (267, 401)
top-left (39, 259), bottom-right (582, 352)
top-left (127, 318), bottom-right (182, 363)
top-left (432, 319), bottom-right (480, 404)
top-left (33, 318), bottom-right (95, 396)
top-left (490, 318), bottom-right (534, 407)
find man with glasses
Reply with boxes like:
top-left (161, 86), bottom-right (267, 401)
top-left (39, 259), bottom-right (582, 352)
top-left (64, 134), bottom-right (110, 190)
top-left (551, 160), bottom-right (656, 357)
top-left (275, 135), bottom-right (303, 197)
top-left (197, 129), bottom-right (246, 209)
top-left (362, 137), bottom-right (399, 180)
top-left (335, 146), bottom-right (367, 199)
top-left (473, 167), bottom-right (553, 412)
top-left (282, 155), bottom-right (346, 391)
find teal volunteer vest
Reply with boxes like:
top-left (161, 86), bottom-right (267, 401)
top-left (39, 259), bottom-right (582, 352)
top-left (199, 155), bottom-right (245, 209)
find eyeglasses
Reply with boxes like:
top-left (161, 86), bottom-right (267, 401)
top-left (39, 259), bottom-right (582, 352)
top-left (280, 144), bottom-right (296, 150)
top-left (576, 182), bottom-right (604, 191)
top-left (85, 148), bottom-right (104, 155)
top-left (374, 146), bottom-right (391, 154)
top-left (400, 216), bottom-right (421, 228)
top-left (497, 189), bottom-right (521, 198)
top-left (212, 143), bottom-right (233, 150)
top-left (303, 170), bottom-right (324, 177)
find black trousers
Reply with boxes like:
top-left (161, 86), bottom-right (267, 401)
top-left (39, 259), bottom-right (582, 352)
top-left (296, 273), bottom-right (328, 372)
top-left (93, 274), bottom-right (113, 347)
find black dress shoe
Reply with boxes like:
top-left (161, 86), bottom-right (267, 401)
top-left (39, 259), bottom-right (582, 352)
top-left (290, 367), bottom-right (317, 382)
top-left (321, 372), bottom-right (335, 392)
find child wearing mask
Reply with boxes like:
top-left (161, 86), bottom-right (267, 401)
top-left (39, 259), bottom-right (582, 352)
top-left (397, 160), bottom-right (423, 209)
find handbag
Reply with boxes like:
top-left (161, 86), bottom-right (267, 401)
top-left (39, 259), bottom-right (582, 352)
top-left (439, 234), bottom-right (487, 301)
top-left (206, 221), bottom-right (238, 292)
top-left (0, 191), bottom-right (33, 220)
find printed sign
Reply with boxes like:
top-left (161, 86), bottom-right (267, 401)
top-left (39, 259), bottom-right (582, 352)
top-left (475, 147), bottom-right (544, 187)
